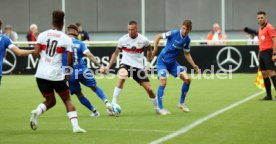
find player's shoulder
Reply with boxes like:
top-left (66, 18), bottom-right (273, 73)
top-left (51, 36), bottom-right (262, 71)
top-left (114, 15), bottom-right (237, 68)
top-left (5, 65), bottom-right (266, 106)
top-left (0, 34), bottom-right (10, 41)
top-left (72, 38), bottom-right (83, 44)
top-left (170, 29), bottom-right (180, 34)
top-left (137, 33), bottom-right (149, 41)
top-left (165, 29), bottom-right (179, 37)
top-left (267, 23), bottom-right (275, 30)
top-left (73, 38), bottom-right (86, 48)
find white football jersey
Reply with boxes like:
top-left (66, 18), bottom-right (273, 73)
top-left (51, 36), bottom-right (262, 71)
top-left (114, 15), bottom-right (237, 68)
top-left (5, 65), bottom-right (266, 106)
top-left (35, 29), bottom-right (73, 81)
top-left (117, 33), bottom-right (150, 69)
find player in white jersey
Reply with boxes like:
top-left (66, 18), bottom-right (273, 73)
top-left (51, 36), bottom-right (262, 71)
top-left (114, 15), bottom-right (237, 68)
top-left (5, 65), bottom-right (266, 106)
top-left (102, 21), bottom-right (158, 115)
top-left (30, 10), bottom-right (86, 133)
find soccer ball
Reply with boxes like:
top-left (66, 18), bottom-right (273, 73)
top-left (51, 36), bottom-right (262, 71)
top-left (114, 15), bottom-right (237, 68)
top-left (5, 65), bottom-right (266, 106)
top-left (112, 103), bottom-right (121, 117)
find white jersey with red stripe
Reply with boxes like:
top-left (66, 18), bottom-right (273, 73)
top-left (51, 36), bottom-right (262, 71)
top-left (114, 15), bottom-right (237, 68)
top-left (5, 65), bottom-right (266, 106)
top-left (117, 33), bottom-right (150, 69)
top-left (35, 29), bottom-right (73, 81)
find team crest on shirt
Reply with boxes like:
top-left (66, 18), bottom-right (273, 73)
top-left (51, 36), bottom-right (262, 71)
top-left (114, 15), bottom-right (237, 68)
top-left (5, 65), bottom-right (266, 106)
top-left (261, 35), bottom-right (265, 40)
top-left (131, 46), bottom-right (137, 50)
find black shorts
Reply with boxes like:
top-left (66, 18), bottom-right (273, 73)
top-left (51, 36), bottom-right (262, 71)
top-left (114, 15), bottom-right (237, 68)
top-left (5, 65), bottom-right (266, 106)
top-left (36, 78), bottom-right (69, 97)
top-left (119, 64), bottom-right (150, 84)
top-left (259, 49), bottom-right (275, 71)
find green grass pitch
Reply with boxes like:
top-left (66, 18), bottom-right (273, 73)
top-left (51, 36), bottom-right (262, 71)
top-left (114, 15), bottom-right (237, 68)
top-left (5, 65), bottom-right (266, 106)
top-left (0, 74), bottom-right (276, 144)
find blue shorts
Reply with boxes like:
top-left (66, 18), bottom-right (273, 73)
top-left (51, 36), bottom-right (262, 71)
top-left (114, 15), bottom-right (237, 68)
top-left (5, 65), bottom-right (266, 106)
top-left (156, 58), bottom-right (185, 78)
top-left (68, 71), bottom-right (96, 95)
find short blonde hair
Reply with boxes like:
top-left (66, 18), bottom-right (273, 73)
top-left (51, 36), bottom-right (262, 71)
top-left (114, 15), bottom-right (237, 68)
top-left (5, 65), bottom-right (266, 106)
top-left (30, 24), bottom-right (38, 30)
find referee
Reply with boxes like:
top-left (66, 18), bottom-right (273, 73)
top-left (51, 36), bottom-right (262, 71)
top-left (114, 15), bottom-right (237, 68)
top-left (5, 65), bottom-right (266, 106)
top-left (257, 11), bottom-right (276, 100)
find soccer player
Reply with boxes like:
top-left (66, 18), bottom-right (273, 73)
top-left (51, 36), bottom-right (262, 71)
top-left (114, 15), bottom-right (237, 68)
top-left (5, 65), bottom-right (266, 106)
top-left (29, 10), bottom-right (86, 133)
top-left (0, 34), bottom-right (34, 85)
top-left (152, 20), bottom-right (199, 115)
top-left (102, 21), bottom-right (158, 115)
top-left (63, 24), bottom-right (112, 117)
top-left (257, 11), bottom-right (276, 100)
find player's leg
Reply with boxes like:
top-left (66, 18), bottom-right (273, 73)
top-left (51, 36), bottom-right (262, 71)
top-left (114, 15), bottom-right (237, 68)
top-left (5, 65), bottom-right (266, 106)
top-left (140, 81), bottom-right (158, 111)
top-left (76, 92), bottom-right (100, 117)
top-left (156, 60), bottom-right (171, 115)
top-left (259, 51), bottom-right (273, 100)
top-left (70, 75), bottom-right (99, 116)
top-left (111, 66), bottom-right (129, 104)
top-left (267, 70), bottom-right (276, 94)
top-left (178, 72), bottom-right (191, 112)
top-left (133, 68), bottom-right (158, 111)
top-left (262, 50), bottom-right (276, 99)
top-left (81, 70), bottom-right (112, 112)
top-left (0, 76), bottom-right (2, 86)
top-left (55, 80), bottom-right (86, 133)
top-left (170, 62), bottom-right (191, 112)
top-left (30, 78), bottom-right (56, 130)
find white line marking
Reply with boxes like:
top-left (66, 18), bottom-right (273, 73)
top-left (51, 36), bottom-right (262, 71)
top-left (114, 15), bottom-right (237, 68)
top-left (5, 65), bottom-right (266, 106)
top-left (149, 91), bottom-right (265, 144)
top-left (53, 128), bottom-right (173, 133)
top-left (92, 128), bottom-right (173, 133)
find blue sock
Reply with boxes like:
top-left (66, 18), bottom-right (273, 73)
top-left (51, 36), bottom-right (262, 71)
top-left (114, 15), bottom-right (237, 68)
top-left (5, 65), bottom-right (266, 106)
top-left (94, 86), bottom-right (108, 102)
top-left (157, 85), bottom-right (165, 109)
top-left (180, 83), bottom-right (190, 104)
top-left (78, 96), bottom-right (94, 111)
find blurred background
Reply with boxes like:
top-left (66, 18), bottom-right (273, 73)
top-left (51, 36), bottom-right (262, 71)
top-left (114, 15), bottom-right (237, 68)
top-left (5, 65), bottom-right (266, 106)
top-left (0, 0), bottom-right (275, 41)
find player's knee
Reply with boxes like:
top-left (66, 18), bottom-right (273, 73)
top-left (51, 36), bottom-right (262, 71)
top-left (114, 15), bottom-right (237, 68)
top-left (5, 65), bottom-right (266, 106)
top-left (261, 71), bottom-right (269, 78)
top-left (185, 78), bottom-right (191, 84)
top-left (267, 70), bottom-right (276, 77)
top-left (76, 93), bottom-right (83, 98)
top-left (118, 69), bottom-right (128, 79)
top-left (91, 86), bottom-right (98, 92)
top-left (160, 79), bottom-right (167, 87)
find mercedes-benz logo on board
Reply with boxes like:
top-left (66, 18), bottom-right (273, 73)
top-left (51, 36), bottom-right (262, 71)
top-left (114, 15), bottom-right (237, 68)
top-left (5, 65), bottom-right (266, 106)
top-left (216, 46), bottom-right (242, 73)
top-left (2, 49), bottom-right (17, 74)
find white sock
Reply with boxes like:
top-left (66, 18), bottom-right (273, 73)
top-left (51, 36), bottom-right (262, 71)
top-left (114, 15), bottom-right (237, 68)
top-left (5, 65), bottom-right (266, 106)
top-left (35, 103), bottom-right (47, 116)
top-left (150, 98), bottom-right (158, 109)
top-left (67, 111), bottom-right (79, 128)
top-left (112, 87), bottom-right (122, 104)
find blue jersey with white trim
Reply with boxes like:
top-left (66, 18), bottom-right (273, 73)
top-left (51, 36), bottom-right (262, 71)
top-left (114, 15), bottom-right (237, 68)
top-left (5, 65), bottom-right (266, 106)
top-left (158, 29), bottom-right (191, 63)
top-left (0, 34), bottom-right (14, 76)
top-left (62, 38), bottom-right (89, 74)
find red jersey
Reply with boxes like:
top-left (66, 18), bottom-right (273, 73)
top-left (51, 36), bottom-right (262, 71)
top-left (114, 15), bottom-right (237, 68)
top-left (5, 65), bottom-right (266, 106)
top-left (258, 23), bottom-right (276, 51)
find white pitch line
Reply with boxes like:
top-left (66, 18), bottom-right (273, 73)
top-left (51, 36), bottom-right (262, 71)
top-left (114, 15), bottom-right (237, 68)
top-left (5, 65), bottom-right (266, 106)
top-left (53, 128), bottom-right (173, 133)
top-left (149, 91), bottom-right (265, 144)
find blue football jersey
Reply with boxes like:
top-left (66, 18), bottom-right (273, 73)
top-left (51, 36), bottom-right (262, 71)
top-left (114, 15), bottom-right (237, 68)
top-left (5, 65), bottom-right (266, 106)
top-left (62, 38), bottom-right (89, 74)
top-left (158, 29), bottom-right (191, 63)
top-left (0, 34), bottom-right (14, 76)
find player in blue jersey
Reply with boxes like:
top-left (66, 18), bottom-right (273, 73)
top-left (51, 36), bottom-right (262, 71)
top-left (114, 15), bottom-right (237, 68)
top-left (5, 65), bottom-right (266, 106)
top-left (63, 24), bottom-right (112, 117)
top-left (152, 20), bottom-right (199, 115)
top-left (0, 34), bottom-right (33, 85)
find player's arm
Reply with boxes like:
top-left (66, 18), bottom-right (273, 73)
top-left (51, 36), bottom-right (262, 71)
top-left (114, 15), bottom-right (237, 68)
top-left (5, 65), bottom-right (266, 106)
top-left (85, 51), bottom-right (102, 68)
top-left (33, 44), bottom-right (41, 58)
top-left (272, 36), bottom-right (276, 61)
top-left (184, 51), bottom-right (199, 72)
top-left (152, 34), bottom-right (163, 60)
top-left (106, 47), bottom-right (120, 70)
top-left (11, 46), bottom-right (34, 56)
top-left (145, 45), bottom-right (152, 70)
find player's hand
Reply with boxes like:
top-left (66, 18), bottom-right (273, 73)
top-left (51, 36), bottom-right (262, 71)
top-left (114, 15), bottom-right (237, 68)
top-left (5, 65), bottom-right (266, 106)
top-left (193, 65), bottom-right (199, 73)
top-left (272, 55), bottom-right (276, 62)
top-left (100, 67), bottom-right (108, 74)
top-left (151, 50), bottom-right (157, 60)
